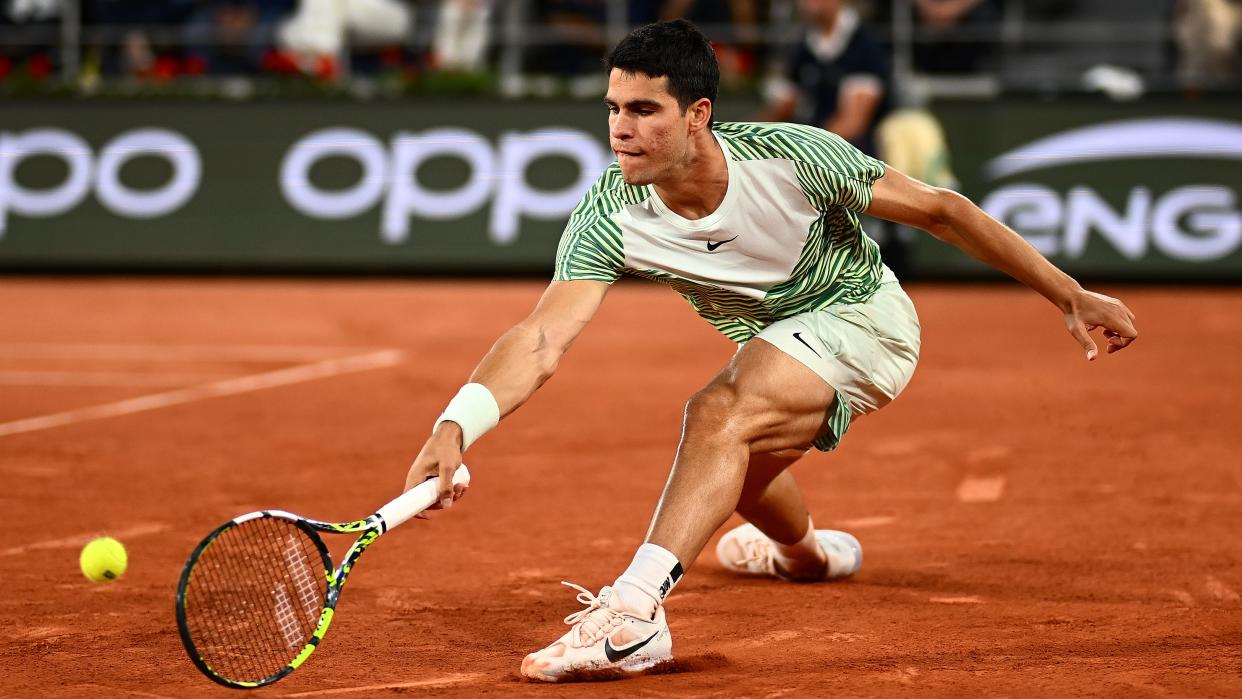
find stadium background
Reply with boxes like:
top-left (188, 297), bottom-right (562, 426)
top-left (3, 1), bottom-right (1240, 696)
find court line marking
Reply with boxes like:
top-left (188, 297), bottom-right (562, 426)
top-left (1168, 589), bottom-right (1196, 606)
top-left (0, 343), bottom-right (379, 363)
top-left (956, 476), bottom-right (1006, 503)
top-left (1205, 576), bottom-right (1240, 602)
top-left (0, 370), bottom-right (231, 387)
top-left (0, 349), bottom-right (403, 438)
top-left (834, 515), bottom-right (897, 529)
top-left (929, 596), bottom-right (984, 604)
top-left (73, 686), bottom-right (175, 699)
top-left (282, 673), bottom-right (482, 696)
top-left (3, 522), bottom-right (170, 556)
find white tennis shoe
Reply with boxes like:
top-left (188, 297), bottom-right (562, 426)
top-left (520, 582), bottom-right (671, 682)
top-left (715, 523), bottom-right (863, 581)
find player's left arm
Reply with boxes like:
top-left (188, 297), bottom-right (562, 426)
top-left (865, 166), bottom-right (1138, 360)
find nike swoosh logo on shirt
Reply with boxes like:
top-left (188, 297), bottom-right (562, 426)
top-left (603, 630), bottom-right (660, 663)
top-left (706, 236), bottom-right (738, 251)
top-left (793, 332), bottom-right (821, 358)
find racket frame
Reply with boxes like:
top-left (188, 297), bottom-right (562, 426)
top-left (175, 465), bottom-right (468, 689)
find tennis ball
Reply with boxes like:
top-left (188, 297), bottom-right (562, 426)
top-left (79, 537), bottom-right (127, 583)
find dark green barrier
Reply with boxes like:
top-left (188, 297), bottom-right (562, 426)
top-left (2, 97), bottom-right (1239, 279)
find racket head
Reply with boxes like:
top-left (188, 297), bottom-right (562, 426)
top-left (175, 513), bottom-right (334, 688)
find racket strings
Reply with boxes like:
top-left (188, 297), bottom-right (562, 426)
top-left (182, 517), bottom-right (329, 684)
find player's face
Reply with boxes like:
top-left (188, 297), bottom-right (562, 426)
top-left (605, 69), bottom-right (691, 186)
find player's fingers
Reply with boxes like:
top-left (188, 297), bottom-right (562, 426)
top-left (1106, 333), bottom-right (1136, 352)
top-left (1067, 321), bottom-right (1098, 361)
top-left (403, 459), bottom-right (430, 493)
top-left (437, 460), bottom-right (459, 509)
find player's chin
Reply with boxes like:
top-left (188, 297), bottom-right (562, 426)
top-left (616, 158), bottom-right (653, 186)
top-left (618, 166), bottom-right (654, 186)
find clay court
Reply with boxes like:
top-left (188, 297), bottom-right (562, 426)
top-left (2, 277), bottom-right (1239, 697)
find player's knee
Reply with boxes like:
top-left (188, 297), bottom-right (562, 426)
top-left (683, 383), bottom-right (764, 440)
top-left (683, 384), bottom-right (739, 432)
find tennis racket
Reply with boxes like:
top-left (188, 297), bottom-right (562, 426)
top-left (175, 464), bottom-right (471, 689)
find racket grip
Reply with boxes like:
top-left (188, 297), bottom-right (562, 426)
top-left (376, 464), bottom-right (471, 531)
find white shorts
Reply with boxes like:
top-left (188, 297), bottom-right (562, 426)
top-left (753, 267), bottom-right (921, 451)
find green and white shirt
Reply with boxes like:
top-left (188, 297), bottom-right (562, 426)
top-left (554, 121), bottom-right (888, 342)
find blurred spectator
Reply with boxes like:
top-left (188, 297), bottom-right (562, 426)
top-left (433, 0), bottom-right (493, 71)
top-left (277, 0), bottom-right (412, 78)
top-left (184, 0), bottom-right (296, 75)
top-left (2, 0), bottom-right (62, 81)
top-left (1002, 0), bottom-right (1173, 91)
top-left (760, 0), bottom-right (890, 156)
top-left (83, 0), bottom-right (198, 78)
top-left (1176, 0), bottom-right (1242, 88)
top-left (654, 0), bottom-right (763, 80)
top-left (873, 0), bottom-right (1001, 74)
top-left (761, 0), bottom-right (907, 275)
top-left (525, 0), bottom-right (609, 76)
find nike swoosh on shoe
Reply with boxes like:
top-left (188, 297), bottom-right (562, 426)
top-left (603, 630), bottom-right (659, 663)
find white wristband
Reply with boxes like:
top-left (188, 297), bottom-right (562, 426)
top-left (433, 383), bottom-right (500, 451)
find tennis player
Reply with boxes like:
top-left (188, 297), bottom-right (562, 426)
top-left (404, 19), bottom-right (1137, 681)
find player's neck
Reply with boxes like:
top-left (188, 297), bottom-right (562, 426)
top-left (652, 130), bottom-right (728, 221)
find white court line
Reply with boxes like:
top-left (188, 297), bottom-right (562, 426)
top-left (3, 522), bottom-right (169, 556)
top-left (282, 673), bottom-right (481, 697)
top-left (73, 686), bottom-right (174, 699)
top-left (1168, 590), bottom-right (1196, 606)
top-left (1205, 576), bottom-right (1240, 602)
top-left (0, 343), bottom-right (375, 363)
top-left (956, 476), bottom-right (1006, 503)
top-left (929, 596), bottom-right (983, 604)
top-left (834, 515), bottom-right (897, 529)
top-left (0, 349), bottom-right (403, 438)
top-left (0, 370), bottom-right (228, 387)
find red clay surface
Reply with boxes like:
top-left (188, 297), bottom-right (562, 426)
top-left (1, 277), bottom-right (1239, 698)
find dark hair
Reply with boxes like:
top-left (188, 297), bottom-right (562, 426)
top-left (604, 19), bottom-right (719, 117)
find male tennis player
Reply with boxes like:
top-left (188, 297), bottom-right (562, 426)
top-left (404, 19), bottom-right (1137, 681)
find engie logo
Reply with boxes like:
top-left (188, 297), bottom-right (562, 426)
top-left (280, 127), bottom-right (612, 244)
top-left (0, 128), bottom-right (201, 236)
top-left (980, 118), bottom-right (1242, 262)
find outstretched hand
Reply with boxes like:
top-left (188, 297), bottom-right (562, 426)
top-left (1062, 289), bottom-right (1138, 360)
top-left (404, 422), bottom-right (469, 519)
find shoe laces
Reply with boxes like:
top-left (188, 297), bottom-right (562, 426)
top-left (560, 581), bottom-right (625, 648)
top-left (733, 537), bottom-right (777, 575)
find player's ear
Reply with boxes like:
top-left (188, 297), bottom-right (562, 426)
top-left (687, 98), bottom-right (712, 134)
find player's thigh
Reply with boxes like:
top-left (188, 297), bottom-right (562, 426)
top-left (689, 336), bottom-right (837, 453)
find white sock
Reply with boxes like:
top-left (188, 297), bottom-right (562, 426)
top-left (612, 543), bottom-right (683, 619)
top-left (771, 517), bottom-right (825, 570)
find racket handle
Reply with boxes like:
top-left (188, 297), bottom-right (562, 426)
top-left (376, 464), bottom-right (471, 532)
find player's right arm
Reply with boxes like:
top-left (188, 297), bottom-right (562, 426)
top-left (403, 279), bottom-right (610, 504)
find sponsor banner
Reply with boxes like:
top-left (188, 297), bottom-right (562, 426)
top-left (924, 99), bottom-right (1242, 279)
top-left (1, 97), bottom-right (1239, 278)
top-left (0, 100), bottom-right (634, 272)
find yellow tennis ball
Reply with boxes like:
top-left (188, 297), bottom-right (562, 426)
top-left (80, 537), bottom-right (127, 583)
